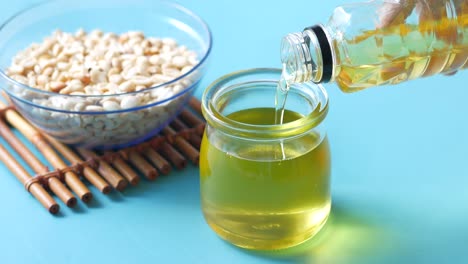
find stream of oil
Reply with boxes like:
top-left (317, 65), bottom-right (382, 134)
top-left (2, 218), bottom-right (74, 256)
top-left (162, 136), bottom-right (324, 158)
top-left (274, 70), bottom-right (292, 160)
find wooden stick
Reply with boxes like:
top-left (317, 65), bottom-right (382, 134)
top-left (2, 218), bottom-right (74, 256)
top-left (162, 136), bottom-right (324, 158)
top-left (170, 118), bottom-right (201, 149)
top-left (163, 126), bottom-right (199, 165)
top-left (77, 148), bottom-right (128, 191)
top-left (0, 120), bottom-right (48, 174)
top-left (105, 152), bottom-right (140, 186)
top-left (32, 134), bottom-right (93, 203)
top-left (158, 142), bottom-right (187, 170)
top-left (45, 136), bottom-right (111, 194)
top-left (188, 133), bottom-right (202, 149)
top-left (142, 147), bottom-right (171, 175)
top-left (0, 101), bottom-right (92, 203)
top-left (170, 118), bottom-right (188, 131)
top-left (0, 120), bottom-right (77, 207)
top-left (0, 144), bottom-right (59, 214)
top-left (127, 151), bottom-right (158, 180)
top-left (179, 98), bottom-right (205, 147)
top-left (180, 109), bottom-right (204, 128)
top-left (189, 97), bottom-right (202, 116)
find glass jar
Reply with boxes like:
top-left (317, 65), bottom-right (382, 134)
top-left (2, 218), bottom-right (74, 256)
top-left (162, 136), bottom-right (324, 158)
top-left (200, 68), bottom-right (331, 250)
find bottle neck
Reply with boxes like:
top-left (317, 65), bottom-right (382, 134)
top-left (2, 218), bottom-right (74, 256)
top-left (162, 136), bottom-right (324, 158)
top-left (281, 25), bottom-right (335, 84)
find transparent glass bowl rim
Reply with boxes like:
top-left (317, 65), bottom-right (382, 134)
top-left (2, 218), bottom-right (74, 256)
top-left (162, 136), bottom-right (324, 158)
top-left (0, 0), bottom-right (213, 114)
top-left (202, 68), bottom-right (329, 139)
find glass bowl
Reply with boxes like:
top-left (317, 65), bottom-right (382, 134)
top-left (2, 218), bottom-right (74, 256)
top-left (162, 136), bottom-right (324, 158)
top-left (0, 0), bottom-right (212, 149)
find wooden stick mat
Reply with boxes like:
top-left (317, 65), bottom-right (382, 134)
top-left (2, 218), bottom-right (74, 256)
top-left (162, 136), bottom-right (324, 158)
top-left (0, 97), bottom-right (205, 214)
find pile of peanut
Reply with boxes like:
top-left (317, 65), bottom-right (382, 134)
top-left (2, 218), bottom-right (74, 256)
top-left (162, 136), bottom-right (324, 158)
top-left (5, 29), bottom-right (201, 147)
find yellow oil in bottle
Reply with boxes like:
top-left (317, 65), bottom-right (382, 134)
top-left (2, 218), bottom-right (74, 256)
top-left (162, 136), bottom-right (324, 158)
top-left (200, 108), bottom-right (331, 250)
top-left (335, 13), bottom-right (468, 92)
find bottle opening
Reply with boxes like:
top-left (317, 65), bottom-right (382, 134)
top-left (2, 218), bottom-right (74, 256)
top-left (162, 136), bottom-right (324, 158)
top-left (281, 25), bottom-right (335, 84)
top-left (281, 33), bottom-right (314, 83)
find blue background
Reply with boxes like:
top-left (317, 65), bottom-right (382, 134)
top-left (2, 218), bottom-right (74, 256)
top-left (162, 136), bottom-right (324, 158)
top-left (1, 0), bottom-right (467, 263)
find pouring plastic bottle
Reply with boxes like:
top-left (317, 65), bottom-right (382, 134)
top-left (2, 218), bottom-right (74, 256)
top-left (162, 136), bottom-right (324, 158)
top-left (281, 0), bottom-right (468, 92)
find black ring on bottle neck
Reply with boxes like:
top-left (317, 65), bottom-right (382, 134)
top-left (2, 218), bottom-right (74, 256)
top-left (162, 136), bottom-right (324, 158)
top-left (304, 25), bottom-right (333, 83)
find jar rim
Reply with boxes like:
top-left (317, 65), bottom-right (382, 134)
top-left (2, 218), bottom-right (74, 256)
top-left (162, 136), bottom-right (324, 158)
top-left (201, 68), bottom-right (329, 139)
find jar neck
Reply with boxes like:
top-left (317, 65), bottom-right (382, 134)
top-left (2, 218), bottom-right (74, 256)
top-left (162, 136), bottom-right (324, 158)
top-left (201, 68), bottom-right (329, 140)
top-left (281, 24), bottom-right (335, 84)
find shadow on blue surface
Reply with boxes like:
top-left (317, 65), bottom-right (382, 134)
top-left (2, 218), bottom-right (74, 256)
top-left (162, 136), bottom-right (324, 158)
top-left (234, 201), bottom-right (396, 263)
top-left (118, 176), bottom-right (160, 197)
top-left (86, 195), bottom-right (105, 208)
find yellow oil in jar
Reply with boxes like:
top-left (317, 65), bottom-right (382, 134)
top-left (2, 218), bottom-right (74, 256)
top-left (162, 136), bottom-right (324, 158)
top-left (335, 13), bottom-right (468, 92)
top-left (200, 107), bottom-right (331, 250)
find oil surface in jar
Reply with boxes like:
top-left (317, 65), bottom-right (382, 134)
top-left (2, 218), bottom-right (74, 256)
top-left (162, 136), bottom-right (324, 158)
top-left (200, 108), bottom-right (331, 250)
top-left (336, 13), bottom-right (468, 92)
